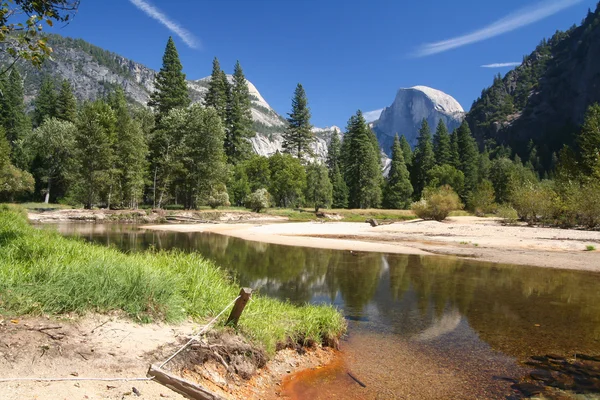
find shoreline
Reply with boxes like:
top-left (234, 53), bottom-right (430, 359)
top-left (142, 217), bottom-right (600, 272)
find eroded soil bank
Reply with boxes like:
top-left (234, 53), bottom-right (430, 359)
top-left (143, 216), bottom-right (600, 272)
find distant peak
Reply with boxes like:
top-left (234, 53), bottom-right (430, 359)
top-left (402, 86), bottom-right (464, 113)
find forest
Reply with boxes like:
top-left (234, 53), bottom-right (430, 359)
top-left (0, 35), bottom-right (599, 229)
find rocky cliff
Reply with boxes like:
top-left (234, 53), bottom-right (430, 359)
top-left (372, 86), bottom-right (465, 155)
top-left (466, 3), bottom-right (600, 165)
top-left (7, 34), bottom-right (339, 159)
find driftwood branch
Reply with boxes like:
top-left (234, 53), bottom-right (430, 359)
top-left (147, 364), bottom-right (226, 400)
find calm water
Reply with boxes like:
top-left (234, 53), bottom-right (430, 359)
top-left (50, 223), bottom-right (600, 399)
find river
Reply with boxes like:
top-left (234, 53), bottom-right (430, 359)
top-left (49, 223), bottom-right (600, 399)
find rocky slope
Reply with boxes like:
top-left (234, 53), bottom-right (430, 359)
top-left (7, 34), bottom-right (338, 159)
top-left (466, 3), bottom-right (600, 166)
top-left (372, 86), bottom-right (465, 155)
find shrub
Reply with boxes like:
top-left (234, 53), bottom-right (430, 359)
top-left (468, 179), bottom-right (496, 216)
top-left (207, 191), bottom-right (231, 209)
top-left (245, 188), bottom-right (270, 213)
top-left (496, 205), bottom-right (519, 225)
top-left (573, 182), bottom-right (600, 229)
top-left (411, 185), bottom-right (463, 221)
top-left (510, 181), bottom-right (558, 225)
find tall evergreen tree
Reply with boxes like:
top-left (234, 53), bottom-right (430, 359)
top-left (283, 83), bottom-right (314, 159)
top-left (411, 119), bottom-right (435, 199)
top-left (72, 101), bottom-right (116, 209)
top-left (1, 69), bottom-right (30, 167)
top-left (342, 111), bottom-right (382, 209)
top-left (456, 120), bottom-right (479, 195)
top-left (205, 57), bottom-right (228, 122)
top-left (225, 61), bottom-right (254, 164)
top-left (433, 120), bottom-right (451, 165)
top-left (577, 103), bottom-right (600, 177)
top-left (56, 80), bottom-right (77, 123)
top-left (449, 129), bottom-right (460, 168)
top-left (383, 134), bottom-right (413, 209)
top-left (399, 134), bottom-right (413, 169)
top-left (326, 132), bottom-right (348, 208)
top-left (108, 88), bottom-right (148, 208)
top-left (33, 76), bottom-right (57, 127)
top-left (148, 37), bottom-right (190, 123)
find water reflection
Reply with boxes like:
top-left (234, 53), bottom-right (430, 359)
top-left (51, 223), bottom-right (600, 360)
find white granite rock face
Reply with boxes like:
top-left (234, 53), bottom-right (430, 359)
top-left (373, 86), bottom-right (465, 154)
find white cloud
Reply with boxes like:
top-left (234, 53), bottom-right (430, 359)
top-left (413, 0), bottom-right (582, 57)
top-left (481, 62), bottom-right (522, 68)
top-left (363, 109), bottom-right (384, 123)
top-left (129, 0), bottom-right (199, 49)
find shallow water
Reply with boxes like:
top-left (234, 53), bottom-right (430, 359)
top-left (50, 223), bottom-right (600, 399)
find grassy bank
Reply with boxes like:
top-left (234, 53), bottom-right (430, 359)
top-left (0, 205), bottom-right (345, 353)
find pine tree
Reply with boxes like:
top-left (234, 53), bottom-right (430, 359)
top-left (205, 57), bottom-right (228, 122)
top-left (283, 83), bottom-right (314, 159)
top-left (225, 61), bottom-right (254, 164)
top-left (148, 37), bottom-right (190, 123)
top-left (577, 103), bottom-right (600, 177)
top-left (383, 134), bottom-right (413, 209)
top-left (326, 132), bottom-right (348, 208)
top-left (108, 88), bottom-right (148, 208)
top-left (33, 76), bottom-right (57, 127)
top-left (305, 162), bottom-right (333, 212)
top-left (456, 120), bottom-right (479, 196)
top-left (449, 129), bottom-right (460, 168)
top-left (433, 120), bottom-right (451, 165)
top-left (1, 69), bottom-right (30, 167)
top-left (56, 80), bottom-right (77, 123)
top-left (411, 119), bottom-right (435, 199)
top-left (342, 110), bottom-right (382, 209)
top-left (399, 134), bottom-right (413, 168)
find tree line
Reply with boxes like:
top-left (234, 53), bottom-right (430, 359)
top-left (1, 35), bottom-right (599, 229)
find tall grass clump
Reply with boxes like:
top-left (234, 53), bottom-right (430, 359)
top-left (0, 205), bottom-right (345, 353)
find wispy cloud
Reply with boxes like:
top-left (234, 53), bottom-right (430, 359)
top-left (413, 0), bottom-right (582, 57)
top-left (128, 0), bottom-right (200, 49)
top-left (363, 109), bottom-right (384, 123)
top-left (481, 62), bottom-right (522, 68)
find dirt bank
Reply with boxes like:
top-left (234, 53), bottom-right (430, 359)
top-left (143, 217), bottom-right (600, 272)
top-left (0, 315), bottom-right (334, 400)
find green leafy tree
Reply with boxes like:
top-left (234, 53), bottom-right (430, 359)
top-left (326, 132), bottom-right (348, 208)
top-left (205, 57), bottom-right (229, 122)
top-left (577, 103), bottom-right (600, 177)
top-left (33, 76), bottom-right (57, 127)
top-left (245, 188), bottom-right (270, 213)
top-left (0, 0), bottom-right (79, 71)
top-left (229, 164), bottom-right (250, 206)
top-left (268, 152), bottom-right (306, 207)
top-left (71, 101), bottom-right (116, 209)
top-left (383, 134), bottom-right (413, 209)
top-left (245, 155), bottom-right (271, 192)
top-left (283, 83), bottom-right (314, 159)
top-left (411, 119), bottom-right (435, 199)
top-left (456, 120), bottom-right (479, 197)
top-left (433, 120), bottom-right (452, 166)
top-left (342, 111), bottom-right (382, 209)
top-left (26, 118), bottom-right (76, 203)
top-left (157, 105), bottom-right (228, 209)
top-left (225, 61), bottom-right (254, 164)
top-left (305, 162), bottom-right (333, 212)
top-left (148, 37), bottom-right (190, 123)
top-left (427, 164), bottom-right (465, 194)
top-left (399, 134), bottom-right (413, 169)
top-left (56, 80), bottom-right (77, 123)
top-left (108, 88), bottom-right (148, 208)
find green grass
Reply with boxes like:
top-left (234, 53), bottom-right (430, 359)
top-left (585, 245), bottom-right (596, 252)
top-left (0, 205), bottom-right (345, 354)
top-left (266, 208), bottom-right (417, 222)
top-left (18, 202), bottom-right (73, 211)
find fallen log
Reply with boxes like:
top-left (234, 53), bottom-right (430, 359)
top-left (147, 364), bottom-right (226, 400)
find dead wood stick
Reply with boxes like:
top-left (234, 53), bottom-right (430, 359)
top-left (348, 371), bottom-right (367, 388)
top-left (147, 364), bottom-right (226, 400)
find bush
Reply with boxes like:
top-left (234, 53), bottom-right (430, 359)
top-left (411, 185), bottom-right (463, 221)
top-left (510, 181), bottom-right (558, 225)
top-left (496, 205), bottom-right (519, 225)
top-left (245, 188), bottom-right (270, 213)
top-left (207, 191), bottom-right (231, 209)
top-left (573, 182), bottom-right (600, 229)
top-left (468, 180), bottom-right (496, 216)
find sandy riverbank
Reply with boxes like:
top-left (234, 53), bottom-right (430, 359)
top-left (143, 217), bottom-right (600, 272)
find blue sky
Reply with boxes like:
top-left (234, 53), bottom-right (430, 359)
top-left (51, 0), bottom-right (597, 127)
